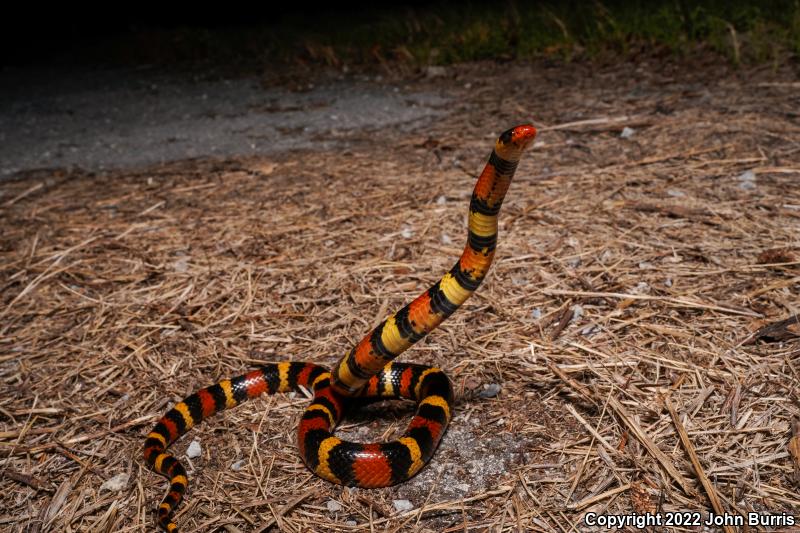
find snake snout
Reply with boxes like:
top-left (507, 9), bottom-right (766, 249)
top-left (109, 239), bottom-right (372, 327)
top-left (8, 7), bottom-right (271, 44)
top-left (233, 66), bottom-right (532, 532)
top-left (496, 123), bottom-right (537, 160)
top-left (509, 124), bottom-right (537, 148)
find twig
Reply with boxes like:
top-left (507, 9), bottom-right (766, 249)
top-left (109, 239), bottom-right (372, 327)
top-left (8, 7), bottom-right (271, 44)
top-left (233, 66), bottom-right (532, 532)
top-left (543, 289), bottom-right (761, 317)
top-left (539, 115), bottom-right (646, 132)
top-left (666, 400), bottom-right (737, 533)
top-left (548, 361), bottom-right (693, 495)
top-left (3, 182), bottom-right (44, 207)
top-left (567, 483), bottom-right (632, 510)
top-left (605, 396), bottom-right (694, 496)
top-left (2, 469), bottom-right (51, 492)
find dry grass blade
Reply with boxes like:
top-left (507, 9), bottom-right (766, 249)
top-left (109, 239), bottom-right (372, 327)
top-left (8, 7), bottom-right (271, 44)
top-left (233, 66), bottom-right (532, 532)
top-left (666, 400), bottom-right (736, 533)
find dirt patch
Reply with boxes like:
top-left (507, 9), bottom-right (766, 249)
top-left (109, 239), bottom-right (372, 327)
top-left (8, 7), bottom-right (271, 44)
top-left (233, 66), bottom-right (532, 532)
top-left (1, 57), bottom-right (799, 532)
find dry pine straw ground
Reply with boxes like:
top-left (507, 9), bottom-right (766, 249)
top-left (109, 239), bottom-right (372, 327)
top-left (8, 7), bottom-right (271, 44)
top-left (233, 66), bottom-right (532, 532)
top-left (1, 58), bottom-right (799, 533)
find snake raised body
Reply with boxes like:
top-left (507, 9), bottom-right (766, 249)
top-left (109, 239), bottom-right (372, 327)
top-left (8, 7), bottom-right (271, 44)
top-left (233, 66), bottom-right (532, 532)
top-left (143, 124), bottom-right (537, 532)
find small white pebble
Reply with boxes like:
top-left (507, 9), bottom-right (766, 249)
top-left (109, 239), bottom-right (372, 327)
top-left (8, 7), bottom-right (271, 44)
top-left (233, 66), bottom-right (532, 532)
top-left (572, 304), bottom-right (584, 319)
top-left (738, 169), bottom-right (755, 181)
top-left (172, 257), bottom-right (189, 273)
top-left (666, 189), bottom-right (686, 197)
top-left (620, 126), bottom-right (635, 139)
top-left (436, 195), bottom-right (447, 205)
top-left (634, 281), bottom-right (650, 294)
top-left (393, 499), bottom-right (414, 512)
top-left (345, 520), bottom-right (358, 526)
top-left (638, 261), bottom-right (653, 269)
top-left (324, 239), bottom-right (335, 247)
top-left (531, 307), bottom-right (542, 319)
top-left (737, 169), bottom-right (756, 190)
top-left (401, 227), bottom-right (413, 239)
top-left (326, 499), bottom-right (343, 513)
top-left (479, 383), bottom-right (501, 398)
top-left (100, 473), bottom-right (129, 492)
top-left (186, 440), bottom-right (202, 459)
top-left (440, 233), bottom-right (452, 245)
top-left (230, 459), bottom-right (245, 471)
top-left (665, 277), bottom-right (673, 287)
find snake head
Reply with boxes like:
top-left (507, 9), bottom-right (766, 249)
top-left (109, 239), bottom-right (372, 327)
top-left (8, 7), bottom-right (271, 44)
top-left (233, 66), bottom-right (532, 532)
top-left (496, 124), bottom-right (537, 160)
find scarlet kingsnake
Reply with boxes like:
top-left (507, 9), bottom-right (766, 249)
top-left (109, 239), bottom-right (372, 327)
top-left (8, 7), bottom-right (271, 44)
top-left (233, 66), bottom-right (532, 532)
top-left (143, 124), bottom-right (537, 532)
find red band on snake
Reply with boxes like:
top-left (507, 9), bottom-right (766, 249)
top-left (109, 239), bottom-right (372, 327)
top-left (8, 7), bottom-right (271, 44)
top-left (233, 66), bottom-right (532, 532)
top-left (143, 125), bottom-right (537, 532)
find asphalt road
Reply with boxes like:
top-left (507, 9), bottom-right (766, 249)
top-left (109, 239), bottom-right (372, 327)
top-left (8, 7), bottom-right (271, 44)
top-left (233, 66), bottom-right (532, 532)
top-left (0, 66), bottom-right (450, 180)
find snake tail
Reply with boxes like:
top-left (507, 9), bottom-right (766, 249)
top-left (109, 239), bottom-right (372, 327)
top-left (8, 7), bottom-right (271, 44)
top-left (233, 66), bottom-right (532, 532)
top-left (143, 362), bottom-right (327, 532)
top-left (144, 362), bottom-right (453, 531)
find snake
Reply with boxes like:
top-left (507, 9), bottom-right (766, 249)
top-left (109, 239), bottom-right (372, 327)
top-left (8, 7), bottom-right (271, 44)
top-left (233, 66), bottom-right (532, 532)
top-left (143, 124), bottom-right (537, 532)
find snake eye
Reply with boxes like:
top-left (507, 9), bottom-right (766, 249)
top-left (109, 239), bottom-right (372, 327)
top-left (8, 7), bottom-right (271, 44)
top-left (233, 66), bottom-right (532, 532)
top-left (498, 128), bottom-right (514, 144)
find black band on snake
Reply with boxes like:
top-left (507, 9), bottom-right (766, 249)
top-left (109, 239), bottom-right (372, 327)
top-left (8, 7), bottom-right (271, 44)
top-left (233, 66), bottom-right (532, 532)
top-left (144, 124), bottom-right (537, 532)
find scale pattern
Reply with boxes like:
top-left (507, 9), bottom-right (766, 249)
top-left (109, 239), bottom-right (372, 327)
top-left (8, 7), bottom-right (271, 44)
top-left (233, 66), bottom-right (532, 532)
top-left (143, 124), bottom-right (537, 532)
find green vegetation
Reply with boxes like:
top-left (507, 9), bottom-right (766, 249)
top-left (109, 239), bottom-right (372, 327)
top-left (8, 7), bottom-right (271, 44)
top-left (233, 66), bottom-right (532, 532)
top-left (297, 0), bottom-right (800, 65)
top-left (112, 1), bottom-right (800, 68)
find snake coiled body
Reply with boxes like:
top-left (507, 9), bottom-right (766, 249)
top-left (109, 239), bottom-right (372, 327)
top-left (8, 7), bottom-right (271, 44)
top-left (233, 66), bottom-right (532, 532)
top-left (144, 125), bottom-right (537, 532)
